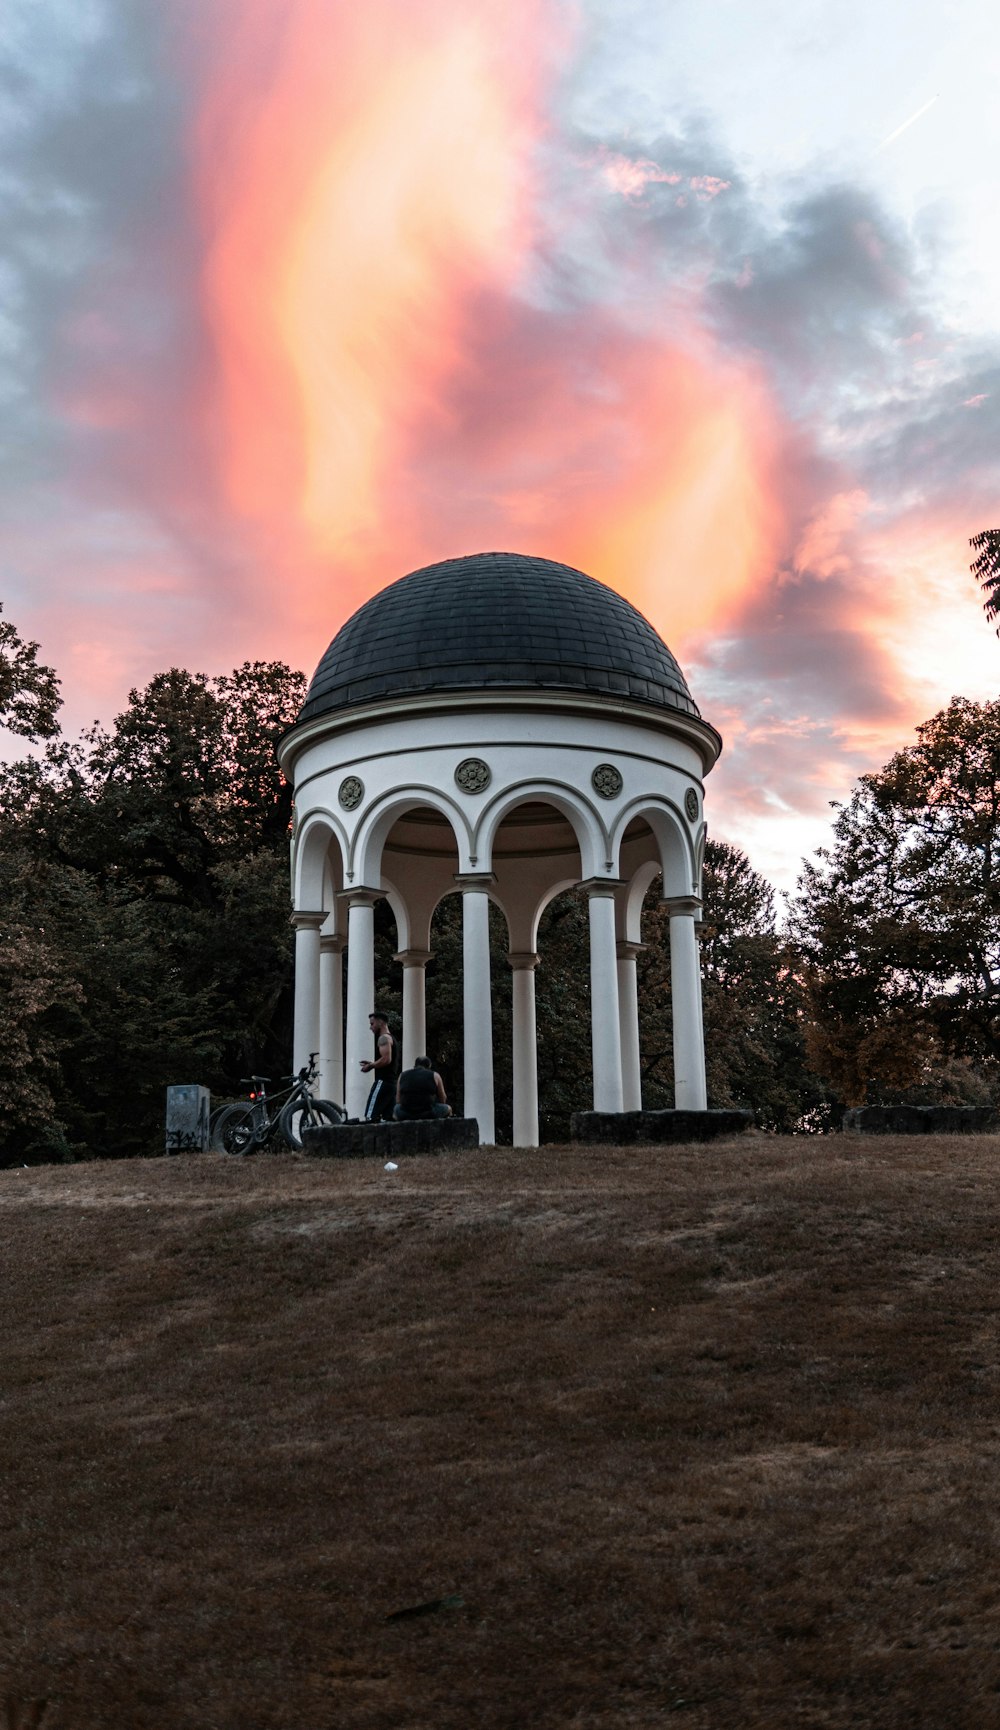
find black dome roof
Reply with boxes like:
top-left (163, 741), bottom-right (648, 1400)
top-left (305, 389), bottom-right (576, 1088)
top-left (296, 551), bottom-right (701, 723)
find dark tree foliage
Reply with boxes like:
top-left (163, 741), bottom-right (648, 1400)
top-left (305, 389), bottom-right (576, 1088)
top-left (0, 603), bottom-right (61, 739)
top-left (789, 696), bottom-right (1000, 1107)
top-left (971, 529), bottom-right (1000, 630)
top-left (635, 841), bottom-right (824, 1131)
top-left (0, 662), bottom-right (306, 1163)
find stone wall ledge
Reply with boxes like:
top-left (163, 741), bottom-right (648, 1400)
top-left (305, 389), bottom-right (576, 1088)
top-left (843, 1105), bottom-right (999, 1135)
top-left (571, 1109), bottom-right (754, 1145)
top-left (302, 1118), bottom-right (481, 1159)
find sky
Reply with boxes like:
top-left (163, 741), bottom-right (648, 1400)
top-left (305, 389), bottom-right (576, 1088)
top-left (2, 0), bottom-right (999, 889)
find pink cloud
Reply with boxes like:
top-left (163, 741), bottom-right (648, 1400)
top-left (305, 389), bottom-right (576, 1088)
top-left (689, 175), bottom-right (731, 200)
top-left (591, 148), bottom-right (682, 201)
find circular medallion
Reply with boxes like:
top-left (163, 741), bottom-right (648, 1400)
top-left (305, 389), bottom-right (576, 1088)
top-left (684, 788), bottom-right (699, 821)
top-left (455, 757), bottom-right (492, 794)
top-left (592, 763), bottom-right (623, 799)
top-left (338, 775), bottom-right (364, 811)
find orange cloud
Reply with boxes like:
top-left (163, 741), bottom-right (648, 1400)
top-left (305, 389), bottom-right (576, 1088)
top-left (793, 488), bottom-right (869, 579)
top-left (190, 0), bottom-right (556, 619)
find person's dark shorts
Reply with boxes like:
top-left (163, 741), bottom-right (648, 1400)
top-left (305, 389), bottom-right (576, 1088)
top-left (364, 1078), bottom-right (396, 1122)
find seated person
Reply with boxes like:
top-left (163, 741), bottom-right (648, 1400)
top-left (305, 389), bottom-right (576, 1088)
top-left (394, 1055), bottom-right (453, 1121)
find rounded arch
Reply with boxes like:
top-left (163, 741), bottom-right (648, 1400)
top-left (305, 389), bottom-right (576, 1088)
top-left (294, 809), bottom-right (348, 912)
top-left (378, 872), bottom-right (411, 953)
top-left (611, 796), bottom-right (697, 899)
top-left (522, 875), bottom-right (584, 953)
top-left (351, 786), bottom-right (471, 885)
top-left (475, 781), bottom-right (607, 881)
top-left (619, 858), bottom-right (662, 945)
top-left (422, 880), bottom-right (513, 949)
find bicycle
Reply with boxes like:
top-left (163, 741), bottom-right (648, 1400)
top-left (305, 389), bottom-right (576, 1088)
top-left (212, 1056), bottom-right (345, 1154)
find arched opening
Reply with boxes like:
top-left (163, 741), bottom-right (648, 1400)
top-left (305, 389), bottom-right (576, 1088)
top-left (489, 798), bottom-right (585, 1144)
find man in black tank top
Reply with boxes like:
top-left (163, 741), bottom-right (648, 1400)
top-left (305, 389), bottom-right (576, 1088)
top-left (394, 1056), bottom-right (452, 1120)
top-left (361, 1012), bottom-right (398, 1121)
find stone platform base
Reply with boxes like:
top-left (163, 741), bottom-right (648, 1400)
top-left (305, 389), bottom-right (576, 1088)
top-left (843, 1105), bottom-right (999, 1135)
top-left (571, 1108), bottom-right (754, 1144)
top-left (301, 1118), bottom-right (481, 1159)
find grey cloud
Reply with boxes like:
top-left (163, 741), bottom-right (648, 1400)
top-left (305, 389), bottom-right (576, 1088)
top-left (0, 3), bottom-right (197, 489)
top-left (694, 567), bottom-right (905, 729)
top-left (709, 184), bottom-right (917, 398)
top-left (858, 358), bottom-right (1000, 515)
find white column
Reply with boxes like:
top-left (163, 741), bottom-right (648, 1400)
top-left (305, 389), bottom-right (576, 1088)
top-left (616, 941), bottom-right (643, 1112)
top-left (319, 933), bottom-right (346, 1105)
top-left (291, 910), bottom-right (325, 1076)
top-left (665, 895), bottom-right (707, 1110)
top-left (583, 881), bottom-right (624, 1113)
top-left (343, 891), bottom-right (379, 1120)
top-left (457, 875), bottom-right (495, 1144)
top-left (395, 949), bottom-right (431, 1070)
top-left (508, 952), bottom-right (539, 1148)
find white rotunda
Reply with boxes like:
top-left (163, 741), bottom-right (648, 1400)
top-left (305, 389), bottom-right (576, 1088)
top-left (278, 552), bottom-right (722, 1145)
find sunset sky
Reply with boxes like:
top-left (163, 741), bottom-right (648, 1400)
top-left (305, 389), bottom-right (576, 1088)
top-left (2, 0), bottom-right (999, 887)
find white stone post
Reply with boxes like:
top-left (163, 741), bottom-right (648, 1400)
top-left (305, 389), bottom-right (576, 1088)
top-left (319, 933), bottom-right (346, 1105)
top-left (291, 910), bottom-right (325, 1078)
top-left (665, 895), bottom-right (707, 1110)
top-left (508, 952), bottom-right (539, 1148)
top-left (457, 874), bottom-right (495, 1144)
top-left (616, 940), bottom-right (644, 1112)
top-left (583, 880), bottom-right (624, 1113)
top-left (343, 891), bottom-right (379, 1120)
top-left (396, 948), bottom-right (431, 1070)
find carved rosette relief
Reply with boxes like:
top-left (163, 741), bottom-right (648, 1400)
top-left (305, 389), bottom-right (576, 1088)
top-left (591, 763), bottom-right (623, 799)
top-left (455, 757), bottom-right (492, 794)
top-left (684, 788), bottom-right (699, 822)
top-left (338, 775), bottom-right (364, 811)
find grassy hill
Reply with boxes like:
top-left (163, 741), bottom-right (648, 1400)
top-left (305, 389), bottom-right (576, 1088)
top-left (3, 1135), bottom-right (1000, 1729)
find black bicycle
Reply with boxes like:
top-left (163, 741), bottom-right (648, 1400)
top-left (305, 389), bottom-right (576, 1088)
top-left (213, 1056), bottom-right (345, 1154)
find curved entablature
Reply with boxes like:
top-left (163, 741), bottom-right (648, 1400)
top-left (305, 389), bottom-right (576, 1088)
top-left (280, 688), bottom-right (722, 779)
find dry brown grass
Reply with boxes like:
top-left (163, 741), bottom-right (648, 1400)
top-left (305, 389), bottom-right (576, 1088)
top-left (3, 1135), bottom-right (1000, 1727)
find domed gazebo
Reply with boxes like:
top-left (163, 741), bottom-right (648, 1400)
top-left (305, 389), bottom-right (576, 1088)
top-left (277, 552), bottom-right (721, 1145)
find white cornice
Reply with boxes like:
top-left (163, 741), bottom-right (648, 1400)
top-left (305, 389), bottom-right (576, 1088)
top-left (279, 688), bottom-right (722, 777)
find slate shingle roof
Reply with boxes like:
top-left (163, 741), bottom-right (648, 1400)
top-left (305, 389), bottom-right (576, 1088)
top-left (297, 552), bottom-right (701, 723)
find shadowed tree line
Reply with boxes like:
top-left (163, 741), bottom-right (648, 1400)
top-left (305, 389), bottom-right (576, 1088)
top-left (0, 598), bottom-right (996, 1162)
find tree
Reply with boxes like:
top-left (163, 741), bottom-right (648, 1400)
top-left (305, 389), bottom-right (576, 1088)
top-left (790, 697), bottom-right (1000, 1106)
top-left (971, 530), bottom-right (1000, 630)
top-left (0, 603), bottom-right (60, 738)
top-left (0, 662), bottom-right (306, 1162)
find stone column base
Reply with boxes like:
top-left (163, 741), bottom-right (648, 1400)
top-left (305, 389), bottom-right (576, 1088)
top-left (843, 1105), bottom-right (998, 1135)
top-left (571, 1108), bottom-right (754, 1144)
top-left (302, 1118), bottom-right (482, 1159)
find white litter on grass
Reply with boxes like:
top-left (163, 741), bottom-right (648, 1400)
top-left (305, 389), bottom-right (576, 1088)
top-left (384, 1161), bottom-right (398, 1171)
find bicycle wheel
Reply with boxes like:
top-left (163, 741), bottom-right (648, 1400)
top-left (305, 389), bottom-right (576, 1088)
top-left (279, 1098), bottom-right (347, 1150)
top-left (214, 1103), bottom-right (261, 1156)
